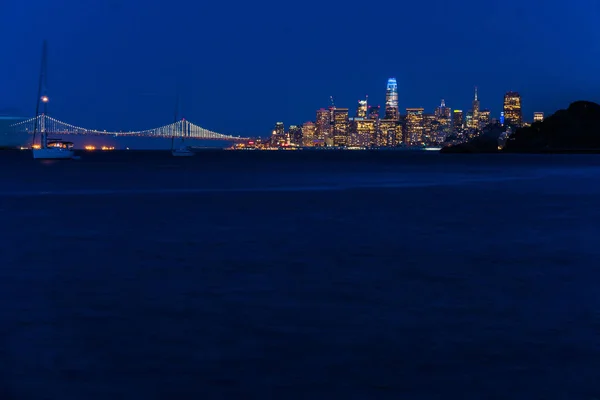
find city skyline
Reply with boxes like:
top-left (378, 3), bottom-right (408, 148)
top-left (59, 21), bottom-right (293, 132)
top-left (262, 80), bottom-right (536, 149)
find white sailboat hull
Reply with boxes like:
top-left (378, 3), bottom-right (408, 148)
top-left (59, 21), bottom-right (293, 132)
top-left (33, 148), bottom-right (75, 159)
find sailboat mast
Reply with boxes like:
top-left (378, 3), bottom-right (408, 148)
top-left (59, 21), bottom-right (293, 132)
top-left (32, 41), bottom-right (48, 148)
top-left (171, 92), bottom-right (179, 151)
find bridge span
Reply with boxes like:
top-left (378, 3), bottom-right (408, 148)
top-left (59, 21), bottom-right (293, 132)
top-left (9, 114), bottom-right (251, 142)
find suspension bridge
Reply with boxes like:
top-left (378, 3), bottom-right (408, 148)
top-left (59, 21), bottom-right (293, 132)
top-left (9, 114), bottom-right (251, 142)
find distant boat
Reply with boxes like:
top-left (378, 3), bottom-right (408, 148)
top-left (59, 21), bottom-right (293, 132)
top-left (170, 92), bottom-right (194, 157)
top-left (34, 139), bottom-right (76, 159)
top-left (31, 41), bottom-right (75, 160)
top-left (172, 146), bottom-right (194, 157)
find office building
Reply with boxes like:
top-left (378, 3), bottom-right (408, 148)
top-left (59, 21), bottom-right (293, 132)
top-left (385, 78), bottom-right (399, 120)
top-left (288, 125), bottom-right (302, 145)
top-left (315, 108), bottom-right (330, 144)
top-left (270, 122), bottom-right (285, 146)
top-left (472, 86), bottom-right (480, 129)
top-left (302, 121), bottom-right (316, 146)
top-left (405, 108), bottom-right (424, 145)
top-left (479, 109), bottom-right (491, 128)
top-left (357, 99), bottom-right (368, 118)
top-left (503, 91), bottom-right (523, 127)
top-left (452, 110), bottom-right (464, 134)
top-left (332, 108), bottom-right (349, 146)
top-left (353, 118), bottom-right (376, 147)
top-left (434, 99), bottom-right (452, 139)
top-left (378, 119), bottom-right (398, 147)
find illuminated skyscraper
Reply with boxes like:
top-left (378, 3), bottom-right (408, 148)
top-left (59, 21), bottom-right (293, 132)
top-left (503, 91), bottom-right (522, 127)
top-left (271, 122), bottom-right (285, 146)
top-left (288, 125), bottom-right (302, 145)
top-left (465, 112), bottom-right (473, 130)
top-left (394, 123), bottom-right (403, 146)
top-left (315, 108), bottom-right (330, 144)
top-left (479, 109), bottom-right (491, 127)
top-left (435, 99), bottom-right (451, 120)
top-left (472, 86), bottom-right (480, 129)
top-left (353, 119), bottom-right (376, 147)
top-left (452, 110), bottom-right (463, 134)
top-left (422, 114), bottom-right (438, 144)
top-left (405, 108), bottom-right (424, 145)
top-left (378, 119), bottom-right (398, 147)
top-left (435, 99), bottom-right (452, 140)
top-left (534, 112), bottom-right (544, 122)
top-left (357, 99), bottom-right (368, 118)
top-left (385, 78), bottom-right (399, 120)
top-left (302, 121), bottom-right (316, 146)
top-left (332, 108), bottom-right (349, 146)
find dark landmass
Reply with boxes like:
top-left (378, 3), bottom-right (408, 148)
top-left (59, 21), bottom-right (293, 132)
top-left (442, 101), bottom-right (600, 154)
top-left (504, 101), bottom-right (600, 153)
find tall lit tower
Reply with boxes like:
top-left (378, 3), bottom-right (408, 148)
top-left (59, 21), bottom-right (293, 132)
top-left (435, 99), bottom-right (451, 139)
top-left (315, 108), bottom-right (330, 144)
top-left (435, 99), bottom-right (451, 119)
top-left (503, 91), bottom-right (522, 127)
top-left (452, 110), bottom-right (464, 134)
top-left (385, 78), bottom-right (399, 120)
top-left (472, 86), bottom-right (480, 129)
top-left (357, 98), bottom-right (368, 118)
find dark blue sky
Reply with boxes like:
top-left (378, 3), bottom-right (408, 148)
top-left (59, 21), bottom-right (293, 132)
top-left (1, 0), bottom-right (599, 137)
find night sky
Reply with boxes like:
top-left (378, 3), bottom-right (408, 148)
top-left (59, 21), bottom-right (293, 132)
top-left (1, 0), bottom-right (599, 137)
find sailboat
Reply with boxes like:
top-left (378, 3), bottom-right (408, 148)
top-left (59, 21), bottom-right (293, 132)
top-left (32, 41), bottom-right (75, 160)
top-left (171, 94), bottom-right (194, 157)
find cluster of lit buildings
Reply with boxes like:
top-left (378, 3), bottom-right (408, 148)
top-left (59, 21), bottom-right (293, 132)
top-left (262, 79), bottom-right (542, 149)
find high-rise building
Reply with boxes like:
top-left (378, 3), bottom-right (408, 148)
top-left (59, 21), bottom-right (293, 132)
top-left (270, 122), bottom-right (285, 146)
top-left (533, 112), bottom-right (544, 122)
top-left (288, 125), bottom-right (302, 146)
top-left (315, 108), bottom-right (330, 144)
top-left (452, 110), bottom-right (464, 134)
top-left (385, 78), bottom-right (399, 120)
top-left (394, 122), bottom-right (403, 146)
top-left (422, 114), bottom-right (438, 144)
top-left (368, 105), bottom-right (380, 120)
top-left (378, 119), bottom-right (398, 147)
top-left (472, 86), bottom-right (480, 129)
top-left (435, 99), bottom-right (452, 140)
top-left (353, 119), bottom-right (376, 147)
top-left (503, 91), bottom-right (522, 127)
top-left (332, 108), bottom-right (349, 146)
top-left (405, 108), bottom-right (424, 145)
top-left (302, 121), bottom-right (316, 146)
top-left (479, 109), bottom-right (491, 128)
top-left (357, 99), bottom-right (368, 118)
top-left (435, 99), bottom-right (451, 120)
top-left (465, 112), bottom-right (473, 130)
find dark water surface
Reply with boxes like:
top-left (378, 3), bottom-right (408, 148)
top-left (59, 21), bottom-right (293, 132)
top-left (1, 150), bottom-right (599, 399)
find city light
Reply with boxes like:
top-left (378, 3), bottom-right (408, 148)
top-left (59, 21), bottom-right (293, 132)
top-left (257, 81), bottom-right (530, 150)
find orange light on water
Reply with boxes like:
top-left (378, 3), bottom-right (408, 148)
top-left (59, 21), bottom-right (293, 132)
top-left (84, 145), bottom-right (96, 151)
